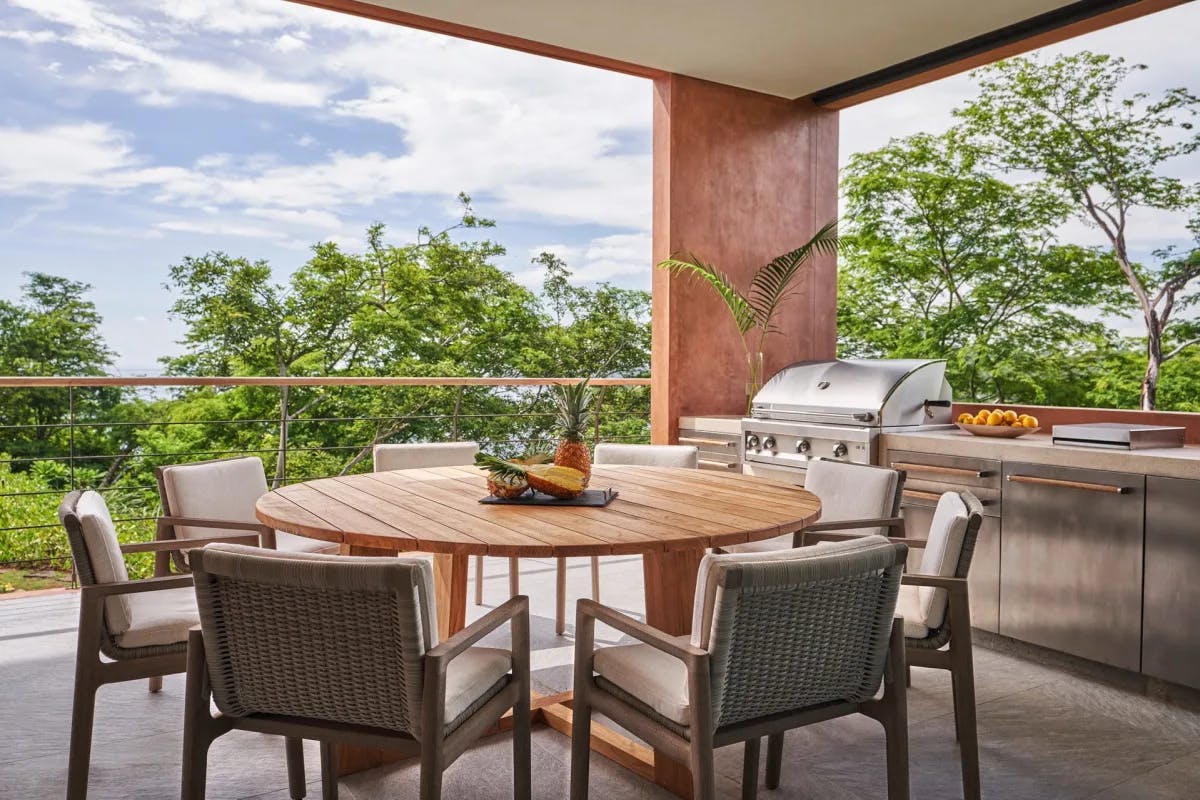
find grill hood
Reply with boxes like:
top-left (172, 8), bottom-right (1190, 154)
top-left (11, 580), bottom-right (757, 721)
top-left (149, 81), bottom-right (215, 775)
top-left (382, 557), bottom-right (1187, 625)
top-left (749, 358), bottom-right (953, 428)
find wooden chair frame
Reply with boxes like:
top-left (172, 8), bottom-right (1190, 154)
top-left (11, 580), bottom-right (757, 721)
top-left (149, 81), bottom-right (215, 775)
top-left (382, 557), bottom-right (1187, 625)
top-left (59, 491), bottom-right (306, 800)
top-left (182, 595), bottom-right (533, 800)
top-left (570, 599), bottom-right (909, 800)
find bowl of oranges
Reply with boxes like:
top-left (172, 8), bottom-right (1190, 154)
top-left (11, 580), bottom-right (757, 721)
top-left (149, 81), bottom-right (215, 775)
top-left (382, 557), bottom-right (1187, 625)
top-left (955, 408), bottom-right (1040, 438)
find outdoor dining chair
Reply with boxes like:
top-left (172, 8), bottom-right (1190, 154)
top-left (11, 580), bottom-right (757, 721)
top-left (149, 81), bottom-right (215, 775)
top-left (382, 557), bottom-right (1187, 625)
top-left (155, 455), bottom-right (340, 574)
top-left (809, 489), bottom-right (985, 800)
top-left (571, 535), bottom-right (910, 800)
top-left (57, 490), bottom-right (306, 800)
top-left (575, 443), bottom-right (701, 634)
top-left (718, 458), bottom-right (906, 554)
top-left (182, 543), bottom-right (531, 800)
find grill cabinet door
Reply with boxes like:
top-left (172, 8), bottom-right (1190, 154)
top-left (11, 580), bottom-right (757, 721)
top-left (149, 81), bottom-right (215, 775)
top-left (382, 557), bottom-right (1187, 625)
top-left (1142, 476), bottom-right (1200, 689)
top-left (999, 462), bottom-right (1145, 670)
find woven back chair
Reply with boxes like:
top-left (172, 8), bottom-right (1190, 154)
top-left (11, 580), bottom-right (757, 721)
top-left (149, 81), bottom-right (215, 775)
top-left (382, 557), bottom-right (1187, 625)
top-left (720, 458), bottom-right (906, 554)
top-left (56, 491), bottom-right (305, 800)
top-left (571, 535), bottom-right (910, 800)
top-left (155, 456), bottom-right (338, 577)
top-left (183, 544), bottom-right (531, 800)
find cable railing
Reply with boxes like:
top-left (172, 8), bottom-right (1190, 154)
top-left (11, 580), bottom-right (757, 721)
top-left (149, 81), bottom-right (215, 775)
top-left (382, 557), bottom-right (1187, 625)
top-left (0, 376), bottom-right (651, 581)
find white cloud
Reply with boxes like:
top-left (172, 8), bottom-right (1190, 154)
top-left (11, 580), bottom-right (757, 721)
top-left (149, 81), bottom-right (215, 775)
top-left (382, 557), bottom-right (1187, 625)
top-left (518, 232), bottom-right (652, 286)
top-left (0, 122), bottom-right (142, 192)
top-left (272, 33), bottom-right (307, 54)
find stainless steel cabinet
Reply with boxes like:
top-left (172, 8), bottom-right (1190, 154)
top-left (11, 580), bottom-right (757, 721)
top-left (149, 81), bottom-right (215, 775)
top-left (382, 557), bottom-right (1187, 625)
top-left (1142, 476), bottom-right (1200, 689)
top-left (677, 427), bottom-right (741, 473)
top-left (999, 462), bottom-right (1146, 671)
top-left (887, 449), bottom-right (1002, 633)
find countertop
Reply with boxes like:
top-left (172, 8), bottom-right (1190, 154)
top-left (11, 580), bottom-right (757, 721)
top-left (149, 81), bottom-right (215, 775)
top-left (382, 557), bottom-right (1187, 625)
top-left (881, 429), bottom-right (1200, 480)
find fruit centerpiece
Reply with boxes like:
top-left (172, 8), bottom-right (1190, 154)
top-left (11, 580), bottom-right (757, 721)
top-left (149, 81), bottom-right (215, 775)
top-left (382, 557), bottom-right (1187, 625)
top-left (955, 408), bottom-right (1040, 438)
top-left (476, 453), bottom-right (587, 500)
top-left (553, 379), bottom-right (592, 487)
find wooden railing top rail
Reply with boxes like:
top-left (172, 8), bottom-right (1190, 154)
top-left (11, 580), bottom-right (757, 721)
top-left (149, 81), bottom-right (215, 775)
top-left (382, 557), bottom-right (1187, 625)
top-left (0, 376), bottom-right (651, 388)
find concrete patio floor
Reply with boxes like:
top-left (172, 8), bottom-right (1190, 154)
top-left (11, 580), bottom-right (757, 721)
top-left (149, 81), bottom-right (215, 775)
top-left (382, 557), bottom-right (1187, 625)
top-left (2, 554), bottom-right (1199, 800)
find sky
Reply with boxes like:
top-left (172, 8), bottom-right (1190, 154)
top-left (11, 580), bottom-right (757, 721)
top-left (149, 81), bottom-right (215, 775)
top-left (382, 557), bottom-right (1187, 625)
top-left (0, 0), bottom-right (1197, 371)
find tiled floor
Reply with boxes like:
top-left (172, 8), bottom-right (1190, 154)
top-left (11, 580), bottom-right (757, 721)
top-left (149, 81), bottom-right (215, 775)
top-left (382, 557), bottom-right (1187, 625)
top-left (2, 555), bottom-right (1198, 799)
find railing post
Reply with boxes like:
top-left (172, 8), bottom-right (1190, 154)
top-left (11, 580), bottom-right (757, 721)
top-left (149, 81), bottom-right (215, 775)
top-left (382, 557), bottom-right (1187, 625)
top-left (592, 384), bottom-right (608, 445)
top-left (274, 383), bottom-right (289, 490)
top-left (452, 385), bottom-right (464, 442)
top-left (68, 385), bottom-right (76, 490)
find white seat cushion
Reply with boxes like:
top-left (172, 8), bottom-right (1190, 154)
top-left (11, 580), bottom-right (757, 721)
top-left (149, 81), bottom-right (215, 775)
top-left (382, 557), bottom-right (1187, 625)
top-left (275, 531), bottom-right (339, 554)
top-left (444, 647), bottom-right (512, 724)
top-left (803, 459), bottom-right (899, 537)
top-left (373, 442), bottom-right (480, 472)
top-left (593, 638), bottom-right (691, 725)
top-left (593, 444), bottom-right (698, 468)
top-left (74, 491), bottom-right (134, 635)
top-left (115, 586), bottom-right (199, 649)
top-left (720, 533), bottom-right (793, 555)
top-left (914, 492), bottom-right (970, 632)
top-left (160, 457), bottom-right (270, 542)
top-left (895, 585), bottom-right (931, 639)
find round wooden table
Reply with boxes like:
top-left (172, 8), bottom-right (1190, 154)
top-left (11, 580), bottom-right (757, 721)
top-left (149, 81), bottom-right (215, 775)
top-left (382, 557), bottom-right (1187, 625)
top-left (255, 464), bottom-right (821, 795)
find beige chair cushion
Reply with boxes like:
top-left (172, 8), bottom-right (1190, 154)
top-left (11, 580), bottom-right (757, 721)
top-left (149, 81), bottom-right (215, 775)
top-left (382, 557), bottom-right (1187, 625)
top-left (115, 586), bottom-right (199, 649)
top-left (593, 636), bottom-right (691, 725)
top-left (75, 491), bottom-right (133, 635)
top-left (373, 442), bottom-right (480, 472)
top-left (593, 444), bottom-right (698, 468)
top-left (913, 491), bottom-right (970, 633)
top-left (803, 459), bottom-right (899, 537)
top-left (161, 457), bottom-right (336, 554)
top-left (721, 460), bottom-right (899, 555)
top-left (444, 647), bottom-right (513, 724)
top-left (895, 585), bottom-right (931, 639)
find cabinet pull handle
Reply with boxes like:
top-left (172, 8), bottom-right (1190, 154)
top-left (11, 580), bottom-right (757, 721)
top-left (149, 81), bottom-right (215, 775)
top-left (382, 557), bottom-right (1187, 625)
top-left (697, 459), bottom-right (738, 470)
top-left (679, 436), bottom-right (735, 448)
top-left (891, 461), bottom-right (992, 478)
top-left (1006, 474), bottom-right (1130, 494)
top-left (903, 489), bottom-right (943, 502)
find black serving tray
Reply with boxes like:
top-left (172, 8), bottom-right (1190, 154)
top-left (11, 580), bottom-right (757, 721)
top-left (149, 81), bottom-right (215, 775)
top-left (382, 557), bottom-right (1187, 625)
top-left (479, 488), bottom-right (618, 507)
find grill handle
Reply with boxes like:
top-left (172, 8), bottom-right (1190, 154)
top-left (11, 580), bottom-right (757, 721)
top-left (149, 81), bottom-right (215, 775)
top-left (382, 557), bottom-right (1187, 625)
top-left (1007, 474), bottom-right (1130, 494)
top-left (891, 461), bottom-right (992, 479)
top-left (679, 436), bottom-right (735, 448)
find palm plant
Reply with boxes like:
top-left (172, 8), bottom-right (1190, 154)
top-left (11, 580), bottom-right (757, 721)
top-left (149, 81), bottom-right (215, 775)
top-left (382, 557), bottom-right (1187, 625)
top-left (657, 220), bottom-right (840, 412)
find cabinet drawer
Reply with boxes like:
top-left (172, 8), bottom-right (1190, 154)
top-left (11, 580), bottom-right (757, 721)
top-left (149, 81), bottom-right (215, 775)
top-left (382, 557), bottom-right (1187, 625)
top-left (999, 462), bottom-right (1145, 671)
top-left (678, 428), bottom-right (742, 472)
top-left (887, 449), bottom-right (1002, 491)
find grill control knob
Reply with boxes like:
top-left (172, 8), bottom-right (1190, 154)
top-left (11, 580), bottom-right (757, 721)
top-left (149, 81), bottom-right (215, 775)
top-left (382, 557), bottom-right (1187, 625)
top-left (832, 442), bottom-right (848, 458)
top-left (795, 439), bottom-right (811, 454)
top-left (762, 436), bottom-right (777, 451)
top-left (745, 434), bottom-right (760, 450)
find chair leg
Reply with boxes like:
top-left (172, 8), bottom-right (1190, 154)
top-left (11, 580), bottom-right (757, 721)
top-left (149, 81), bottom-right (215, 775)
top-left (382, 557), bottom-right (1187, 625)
top-left (419, 740), bottom-right (444, 800)
top-left (513, 683), bottom-right (532, 800)
top-left (148, 675), bottom-right (163, 693)
top-left (555, 557), bottom-right (567, 636)
top-left (690, 739), bottom-right (717, 800)
top-left (950, 643), bottom-right (981, 800)
top-left (589, 555), bottom-right (600, 601)
top-left (568, 692), bottom-right (592, 799)
top-left (320, 741), bottom-right (338, 800)
top-left (285, 737), bottom-right (306, 799)
top-left (508, 557), bottom-right (520, 597)
top-left (66, 673), bottom-right (98, 800)
top-left (474, 555), bottom-right (484, 606)
top-left (741, 738), bottom-right (761, 800)
top-left (882, 623), bottom-right (910, 800)
top-left (951, 672), bottom-right (961, 742)
top-left (765, 733), bottom-right (784, 790)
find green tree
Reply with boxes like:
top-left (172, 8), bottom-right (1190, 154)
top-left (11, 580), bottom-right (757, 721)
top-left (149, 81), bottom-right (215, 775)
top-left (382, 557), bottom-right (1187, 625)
top-left (956, 52), bottom-right (1200, 409)
top-left (838, 131), bottom-right (1123, 404)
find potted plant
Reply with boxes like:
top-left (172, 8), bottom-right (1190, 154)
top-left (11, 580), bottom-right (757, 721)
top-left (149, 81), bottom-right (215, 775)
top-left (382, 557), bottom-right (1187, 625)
top-left (656, 220), bottom-right (839, 413)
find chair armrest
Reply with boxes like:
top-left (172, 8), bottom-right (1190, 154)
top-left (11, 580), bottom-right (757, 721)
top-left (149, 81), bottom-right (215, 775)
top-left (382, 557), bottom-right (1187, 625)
top-left (426, 595), bottom-right (529, 667)
top-left (803, 516), bottom-right (906, 534)
top-left (157, 516), bottom-right (272, 534)
top-left (81, 574), bottom-right (193, 599)
top-left (576, 599), bottom-right (707, 663)
top-left (902, 573), bottom-right (968, 593)
top-left (804, 531), bottom-right (916, 547)
top-left (120, 533), bottom-right (261, 554)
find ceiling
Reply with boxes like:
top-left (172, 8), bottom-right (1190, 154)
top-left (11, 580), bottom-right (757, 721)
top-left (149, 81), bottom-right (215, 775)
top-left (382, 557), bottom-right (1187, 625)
top-left (352, 0), bottom-right (1085, 98)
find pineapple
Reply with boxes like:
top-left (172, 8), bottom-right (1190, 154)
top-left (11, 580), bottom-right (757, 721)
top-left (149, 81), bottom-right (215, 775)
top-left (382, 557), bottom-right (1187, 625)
top-left (553, 379), bottom-right (592, 486)
top-left (475, 453), bottom-right (586, 500)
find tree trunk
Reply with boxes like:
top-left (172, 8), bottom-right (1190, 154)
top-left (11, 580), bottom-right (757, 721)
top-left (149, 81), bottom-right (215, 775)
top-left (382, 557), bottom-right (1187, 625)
top-left (1142, 328), bottom-right (1161, 411)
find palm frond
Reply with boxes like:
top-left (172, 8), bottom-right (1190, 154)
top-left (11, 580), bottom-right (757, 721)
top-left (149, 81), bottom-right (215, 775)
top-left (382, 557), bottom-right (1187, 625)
top-left (747, 220), bottom-right (840, 328)
top-left (657, 256), bottom-right (755, 333)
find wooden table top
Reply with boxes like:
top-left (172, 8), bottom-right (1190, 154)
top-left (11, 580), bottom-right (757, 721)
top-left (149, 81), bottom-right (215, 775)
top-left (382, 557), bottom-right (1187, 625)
top-left (255, 465), bottom-right (821, 558)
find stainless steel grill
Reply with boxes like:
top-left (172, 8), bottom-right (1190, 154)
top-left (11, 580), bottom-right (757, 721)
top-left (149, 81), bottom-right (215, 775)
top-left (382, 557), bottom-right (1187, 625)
top-left (741, 358), bottom-right (953, 483)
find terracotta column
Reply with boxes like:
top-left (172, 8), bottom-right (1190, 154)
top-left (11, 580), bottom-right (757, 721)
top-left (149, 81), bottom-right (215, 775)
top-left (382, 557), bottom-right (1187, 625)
top-left (650, 74), bottom-right (839, 443)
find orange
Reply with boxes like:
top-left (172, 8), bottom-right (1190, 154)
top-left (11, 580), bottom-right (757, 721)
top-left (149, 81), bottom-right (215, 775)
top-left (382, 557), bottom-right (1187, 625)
top-left (1003, 410), bottom-right (1018, 423)
top-left (987, 411), bottom-right (1005, 426)
top-left (1022, 416), bottom-right (1039, 428)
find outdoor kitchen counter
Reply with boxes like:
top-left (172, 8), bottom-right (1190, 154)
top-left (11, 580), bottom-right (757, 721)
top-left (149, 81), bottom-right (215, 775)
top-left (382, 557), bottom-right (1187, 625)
top-left (881, 429), bottom-right (1200, 479)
